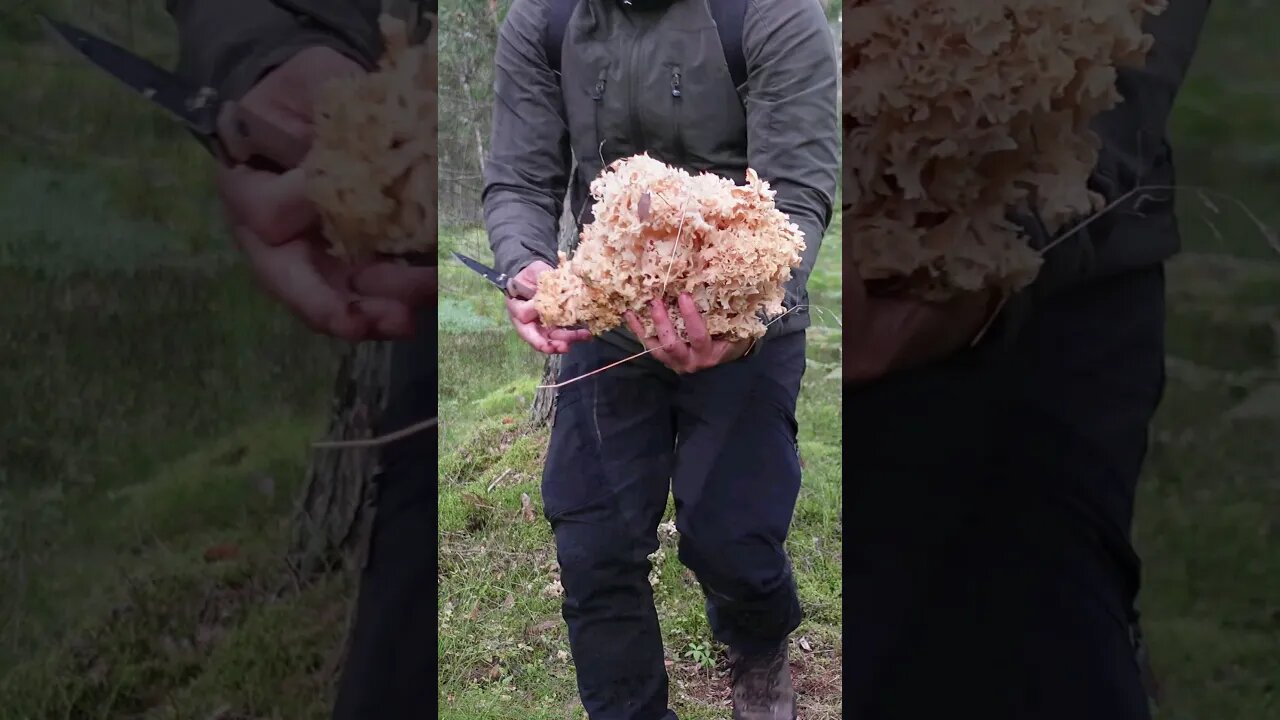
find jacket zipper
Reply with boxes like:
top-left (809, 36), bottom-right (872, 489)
top-left (591, 68), bottom-right (608, 146)
top-left (670, 65), bottom-right (685, 161)
top-left (628, 24), bottom-right (650, 152)
top-left (581, 68), bottom-right (608, 232)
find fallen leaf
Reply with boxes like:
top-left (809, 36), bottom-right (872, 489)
top-left (202, 543), bottom-right (239, 563)
top-left (798, 636), bottom-right (813, 652)
top-left (212, 446), bottom-right (247, 466)
top-left (502, 594), bottom-right (516, 610)
top-left (502, 416), bottom-right (515, 425)
top-left (520, 493), bottom-right (537, 523)
top-left (462, 492), bottom-right (494, 510)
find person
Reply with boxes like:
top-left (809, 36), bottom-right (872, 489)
top-left (481, 0), bottom-right (837, 718)
top-left (166, 1), bottom-right (438, 717)
top-left (841, 2), bottom-right (1212, 719)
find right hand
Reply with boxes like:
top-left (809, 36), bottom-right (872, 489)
top-left (216, 46), bottom-right (436, 341)
top-left (505, 261), bottom-right (592, 354)
top-left (844, 266), bottom-right (995, 385)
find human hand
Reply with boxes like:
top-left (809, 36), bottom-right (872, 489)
top-left (844, 270), bottom-right (996, 385)
top-left (625, 293), bottom-right (753, 374)
top-left (505, 260), bottom-right (593, 354)
top-left (216, 46), bottom-right (436, 341)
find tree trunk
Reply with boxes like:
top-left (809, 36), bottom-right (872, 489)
top-left (289, 341), bottom-right (393, 575)
top-left (530, 176), bottom-right (579, 427)
top-left (530, 354), bottom-right (561, 426)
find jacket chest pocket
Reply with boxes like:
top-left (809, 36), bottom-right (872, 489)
top-left (647, 32), bottom-right (748, 171)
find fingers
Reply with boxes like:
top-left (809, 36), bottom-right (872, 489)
top-left (217, 165), bottom-right (318, 246)
top-left (625, 309), bottom-right (681, 369)
top-left (351, 262), bottom-right (437, 307)
top-left (649, 299), bottom-right (690, 367)
top-left (506, 296), bottom-right (541, 326)
top-left (350, 296), bottom-right (416, 338)
top-left (287, 46), bottom-right (367, 118)
top-left (547, 327), bottom-right (593, 343)
top-left (508, 259), bottom-right (553, 299)
top-left (507, 278), bottom-right (537, 300)
top-left (510, 317), bottom-right (560, 354)
top-left (515, 260), bottom-right (554, 284)
top-left (625, 311), bottom-right (670, 365)
top-left (234, 226), bottom-right (416, 341)
top-left (505, 296), bottom-right (576, 354)
top-left (677, 293), bottom-right (712, 355)
top-left (234, 226), bottom-right (363, 339)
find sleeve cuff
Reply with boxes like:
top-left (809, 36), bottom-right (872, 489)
top-left (218, 29), bottom-right (375, 101)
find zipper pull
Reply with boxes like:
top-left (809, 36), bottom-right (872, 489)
top-left (670, 68), bottom-right (682, 98)
top-left (593, 70), bottom-right (607, 101)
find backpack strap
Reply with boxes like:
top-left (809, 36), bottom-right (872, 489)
top-left (543, 0), bottom-right (580, 75)
top-left (543, 0), bottom-right (748, 89)
top-left (707, 0), bottom-right (748, 89)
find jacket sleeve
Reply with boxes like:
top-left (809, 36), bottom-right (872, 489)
top-left (481, 0), bottom-right (573, 278)
top-left (995, 0), bottom-right (1212, 343)
top-left (742, 0), bottom-right (840, 321)
top-left (165, 0), bottom-right (386, 101)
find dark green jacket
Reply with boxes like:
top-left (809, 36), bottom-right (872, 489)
top-left (166, 1), bottom-right (404, 100)
top-left (482, 0), bottom-right (840, 345)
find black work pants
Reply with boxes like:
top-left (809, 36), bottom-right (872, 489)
top-left (845, 266), bottom-right (1166, 719)
top-left (543, 332), bottom-right (809, 720)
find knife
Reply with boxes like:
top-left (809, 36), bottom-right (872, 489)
top-left (452, 252), bottom-right (536, 299)
top-left (39, 14), bottom-right (309, 170)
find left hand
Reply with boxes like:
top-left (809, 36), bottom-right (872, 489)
top-left (625, 294), bottom-right (753, 374)
top-left (845, 269), bottom-right (997, 385)
top-left (214, 47), bottom-right (435, 341)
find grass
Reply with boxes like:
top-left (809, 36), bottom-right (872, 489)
top-left (436, 214), bottom-right (845, 719)
top-left (1128, 5), bottom-right (1280, 718)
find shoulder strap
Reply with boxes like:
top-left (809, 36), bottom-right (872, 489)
top-left (544, 0), bottom-right (748, 89)
top-left (707, 0), bottom-right (748, 89)
top-left (544, 0), bottom-right (580, 74)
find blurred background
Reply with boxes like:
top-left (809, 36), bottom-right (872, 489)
top-left (0, 1), bottom-right (1273, 719)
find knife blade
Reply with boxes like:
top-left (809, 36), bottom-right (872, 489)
top-left (39, 14), bottom-right (309, 170)
top-left (452, 252), bottom-right (539, 299)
